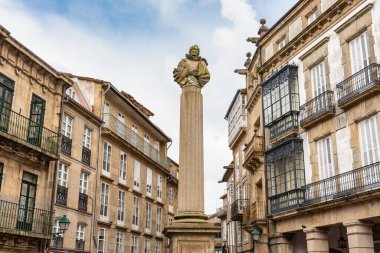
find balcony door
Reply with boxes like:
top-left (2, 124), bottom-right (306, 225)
top-left (17, 172), bottom-right (37, 232)
top-left (117, 113), bottom-right (125, 136)
top-left (317, 136), bottom-right (336, 199)
top-left (311, 62), bottom-right (327, 113)
top-left (0, 75), bottom-right (14, 132)
top-left (28, 94), bottom-right (45, 146)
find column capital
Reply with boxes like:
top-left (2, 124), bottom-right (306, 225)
top-left (303, 227), bottom-right (329, 234)
top-left (343, 220), bottom-right (374, 227)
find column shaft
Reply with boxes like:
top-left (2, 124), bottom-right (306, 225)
top-left (304, 228), bottom-right (329, 253)
top-left (344, 220), bottom-right (374, 253)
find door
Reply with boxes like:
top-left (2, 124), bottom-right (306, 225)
top-left (117, 113), bottom-right (125, 136)
top-left (0, 75), bottom-right (14, 132)
top-left (311, 61), bottom-right (327, 113)
top-left (17, 172), bottom-right (37, 232)
top-left (28, 94), bottom-right (45, 146)
top-left (103, 102), bottom-right (109, 126)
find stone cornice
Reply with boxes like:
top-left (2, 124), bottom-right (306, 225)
top-left (258, 0), bottom-right (357, 75)
top-left (246, 84), bottom-right (261, 112)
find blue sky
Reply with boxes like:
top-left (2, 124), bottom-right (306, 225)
top-left (0, 0), bottom-right (297, 213)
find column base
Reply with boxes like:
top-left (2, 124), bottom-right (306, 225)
top-left (174, 211), bottom-right (209, 222)
top-left (164, 221), bottom-right (220, 253)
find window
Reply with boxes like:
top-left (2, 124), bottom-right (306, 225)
top-left (62, 114), bottom-right (73, 138)
top-left (228, 178), bottom-right (234, 205)
top-left (144, 134), bottom-right (150, 154)
top-left (146, 168), bottom-right (152, 195)
top-left (145, 239), bottom-right (151, 253)
top-left (76, 224), bottom-right (85, 241)
top-left (311, 61), bottom-right (327, 97)
top-left (100, 183), bottom-right (109, 217)
top-left (79, 172), bottom-right (88, 194)
top-left (83, 127), bottom-right (92, 149)
top-left (131, 235), bottom-right (138, 253)
top-left (116, 232), bottom-right (123, 253)
top-left (358, 115), bottom-right (380, 166)
top-left (349, 31), bottom-right (370, 74)
top-left (103, 102), bottom-right (109, 125)
top-left (117, 113), bottom-right (125, 136)
top-left (66, 88), bottom-right (75, 99)
top-left (118, 191), bottom-right (125, 223)
top-left (157, 175), bottom-right (163, 201)
top-left (98, 228), bottom-right (105, 253)
top-left (134, 160), bottom-right (140, 189)
top-left (0, 162), bottom-right (3, 191)
top-left (237, 222), bottom-right (241, 244)
top-left (317, 136), bottom-right (334, 180)
top-left (133, 196), bottom-right (139, 227)
top-left (235, 153), bottom-right (239, 181)
top-left (119, 152), bottom-right (127, 182)
top-left (155, 241), bottom-right (161, 253)
top-left (308, 10), bottom-right (317, 24)
top-left (102, 142), bottom-right (112, 175)
top-left (58, 163), bottom-right (68, 187)
top-left (132, 124), bottom-right (138, 145)
top-left (156, 207), bottom-right (162, 233)
top-left (168, 188), bottom-right (174, 206)
top-left (242, 146), bottom-right (246, 176)
top-left (168, 217), bottom-right (173, 225)
top-left (145, 202), bottom-right (151, 230)
top-left (278, 38), bottom-right (286, 50)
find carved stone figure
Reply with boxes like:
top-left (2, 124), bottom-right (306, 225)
top-left (173, 45), bottom-right (210, 88)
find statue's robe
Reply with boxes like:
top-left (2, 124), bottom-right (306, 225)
top-left (173, 54), bottom-right (210, 87)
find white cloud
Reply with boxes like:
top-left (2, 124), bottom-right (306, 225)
top-left (0, 0), bottom-right (260, 214)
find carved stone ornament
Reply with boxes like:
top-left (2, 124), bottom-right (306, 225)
top-left (0, 57), bottom-right (6, 66)
top-left (173, 45), bottom-right (210, 88)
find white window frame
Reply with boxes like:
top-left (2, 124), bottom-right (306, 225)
top-left (131, 123), bottom-right (138, 145)
top-left (349, 31), bottom-right (370, 74)
top-left (146, 168), bottom-right (152, 196)
top-left (157, 175), bottom-right (163, 201)
top-left (145, 238), bottom-right (151, 253)
top-left (117, 190), bottom-right (125, 225)
top-left (79, 172), bottom-right (88, 195)
top-left (62, 113), bottom-right (73, 139)
top-left (83, 126), bottom-right (92, 149)
top-left (76, 224), bottom-right (85, 241)
top-left (156, 207), bottom-right (162, 235)
top-left (308, 10), bottom-right (317, 25)
top-left (119, 152), bottom-right (127, 184)
top-left (132, 196), bottom-right (139, 229)
top-left (317, 136), bottom-right (335, 180)
top-left (98, 228), bottom-right (105, 253)
top-left (235, 153), bottom-right (240, 181)
top-left (117, 113), bottom-right (125, 136)
top-left (144, 134), bottom-right (150, 155)
top-left (131, 235), bottom-right (138, 253)
top-left (103, 102), bottom-right (109, 126)
top-left (116, 232), bottom-right (123, 253)
top-left (134, 160), bottom-right (140, 190)
top-left (155, 241), bottom-right (161, 253)
top-left (58, 163), bottom-right (68, 187)
top-left (278, 38), bottom-right (286, 50)
top-left (311, 61), bottom-right (327, 97)
top-left (168, 188), bottom-right (174, 206)
top-left (66, 88), bottom-right (76, 99)
top-left (145, 201), bottom-right (151, 232)
top-left (102, 142), bottom-right (112, 177)
top-left (358, 115), bottom-right (380, 166)
top-left (100, 183), bottom-right (109, 219)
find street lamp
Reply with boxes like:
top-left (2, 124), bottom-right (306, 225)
top-left (251, 227), bottom-right (261, 242)
top-left (58, 215), bottom-right (71, 232)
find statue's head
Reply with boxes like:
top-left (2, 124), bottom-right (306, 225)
top-left (189, 45), bottom-right (200, 57)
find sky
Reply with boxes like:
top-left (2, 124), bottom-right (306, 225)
top-left (0, 0), bottom-right (297, 214)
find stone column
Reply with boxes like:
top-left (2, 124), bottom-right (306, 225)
top-left (269, 234), bottom-right (294, 253)
top-left (344, 220), bottom-right (374, 253)
top-left (304, 228), bottom-right (329, 253)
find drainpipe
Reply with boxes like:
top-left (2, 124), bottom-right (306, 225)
top-left (91, 82), bottom-right (111, 249)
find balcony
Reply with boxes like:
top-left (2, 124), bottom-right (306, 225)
top-left (75, 239), bottom-right (85, 251)
top-left (243, 133), bottom-right (264, 169)
top-left (102, 113), bottom-right (170, 171)
top-left (216, 205), bottom-right (227, 218)
top-left (231, 199), bottom-right (248, 221)
top-left (61, 135), bottom-right (72, 156)
top-left (81, 146), bottom-right (91, 166)
top-left (269, 189), bottom-right (305, 214)
top-left (53, 236), bottom-right (63, 248)
top-left (0, 106), bottom-right (59, 158)
top-left (0, 199), bottom-right (53, 239)
top-left (303, 161), bottom-right (380, 206)
top-left (243, 201), bottom-right (266, 226)
top-left (56, 185), bottom-right (68, 206)
top-left (78, 192), bottom-right (88, 212)
top-left (337, 63), bottom-right (380, 109)
top-left (228, 114), bottom-right (247, 146)
top-left (300, 90), bottom-right (335, 129)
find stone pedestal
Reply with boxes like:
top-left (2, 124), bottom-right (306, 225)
top-left (269, 234), bottom-right (294, 253)
top-left (344, 220), bottom-right (374, 253)
top-left (304, 228), bottom-right (329, 253)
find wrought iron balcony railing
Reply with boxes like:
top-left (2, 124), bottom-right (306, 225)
top-left (53, 236), bottom-right (63, 248)
top-left (243, 201), bottom-right (266, 225)
top-left (102, 113), bottom-right (170, 171)
top-left (56, 185), bottom-right (68, 206)
top-left (303, 161), bottom-right (380, 206)
top-left (0, 199), bottom-right (53, 238)
top-left (81, 146), bottom-right (91, 166)
top-left (243, 133), bottom-right (264, 169)
top-left (231, 199), bottom-right (248, 221)
top-left (78, 192), bottom-right (88, 212)
top-left (61, 135), bottom-right (72, 156)
top-left (269, 188), bottom-right (304, 214)
top-left (0, 106), bottom-right (59, 156)
top-left (337, 63), bottom-right (380, 108)
top-left (300, 90), bottom-right (335, 128)
top-left (75, 239), bottom-right (85, 251)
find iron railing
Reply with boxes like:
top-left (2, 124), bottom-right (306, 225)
top-left (81, 146), bottom-right (91, 166)
top-left (243, 201), bottom-right (266, 225)
top-left (269, 188), bottom-right (304, 214)
top-left (78, 192), bottom-right (88, 212)
top-left (0, 106), bottom-right (59, 156)
top-left (303, 161), bottom-right (380, 205)
top-left (56, 185), bottom-right (68, 206)
top-left (231, 199), bottom-right (248, 221)
top-left (337, 63), bottom-right (380, 105)
top-left (0, 199), bottom-right (53, 237)
top-left (75, 239), bottom-right (85, 251)
top-left (61, 135), bottom-right (72, 156)
top-left (300, 90), bottom-right (335, 127)
top-left (102, 113), bottom-right (170, 171)
top-left (53, 236), bottom-right (63, 248)
top-left (268, 111), bottom-right (299, 142)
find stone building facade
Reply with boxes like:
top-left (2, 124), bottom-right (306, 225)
top-left (0, 25), bottom-right (72, 252)
top-left (222, 0), bottom-right (380, 252)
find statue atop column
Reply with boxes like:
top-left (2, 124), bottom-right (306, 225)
top-left (173, 45), bottom-right (210, 88)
